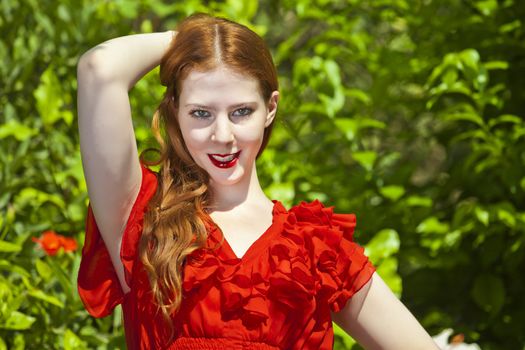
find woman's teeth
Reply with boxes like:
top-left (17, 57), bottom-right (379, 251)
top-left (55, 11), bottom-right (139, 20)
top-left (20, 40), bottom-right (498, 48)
top-left (208, 151), bottom-right (241, 168)
top-left (211, 154), bottom-right (235, 162)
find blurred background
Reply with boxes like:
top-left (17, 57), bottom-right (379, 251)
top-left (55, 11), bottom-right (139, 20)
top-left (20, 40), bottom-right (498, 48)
top-left (1, 0), bottom-right (524, 349)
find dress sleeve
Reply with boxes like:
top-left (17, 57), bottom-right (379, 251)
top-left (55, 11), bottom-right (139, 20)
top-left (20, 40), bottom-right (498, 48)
top-left (77, 162), bottom-right (158, 318)
top-left (292, 200), bottom-right (375, 313)
top-left (324, 212), bottom-right (376, 312)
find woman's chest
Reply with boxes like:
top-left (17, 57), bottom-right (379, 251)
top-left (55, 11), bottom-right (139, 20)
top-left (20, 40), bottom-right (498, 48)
top-left (209, 211), bottom-right (274, 260)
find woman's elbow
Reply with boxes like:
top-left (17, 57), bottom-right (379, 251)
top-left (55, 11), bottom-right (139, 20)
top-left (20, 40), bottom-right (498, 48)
top-left (77, 46), bottom-right (114, 84)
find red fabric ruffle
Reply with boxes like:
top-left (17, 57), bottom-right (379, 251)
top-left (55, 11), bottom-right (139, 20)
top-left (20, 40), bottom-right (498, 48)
top-left (180, 199), bottom-right (375, 332)
top-left (77, 167), bottom-right (375, 349)
top-left (77, 162), bottom-right (158, 317)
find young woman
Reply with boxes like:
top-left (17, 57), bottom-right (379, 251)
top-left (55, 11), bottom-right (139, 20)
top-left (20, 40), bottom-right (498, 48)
top-left (77, 14), bottom-right (439, 350)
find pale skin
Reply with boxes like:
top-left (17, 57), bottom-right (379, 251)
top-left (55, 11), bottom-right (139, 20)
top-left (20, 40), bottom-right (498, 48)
top-left (77, 30), bottom-right (439, 350)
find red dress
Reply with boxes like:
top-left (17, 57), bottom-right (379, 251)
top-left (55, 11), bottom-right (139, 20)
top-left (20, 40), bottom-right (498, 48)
top-left (78, 163), bottom-right (375, 349)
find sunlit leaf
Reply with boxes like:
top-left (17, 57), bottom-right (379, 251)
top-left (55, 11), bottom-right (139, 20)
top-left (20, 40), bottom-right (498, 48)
top-left (1, 311), bottom-right (36, 330)
top-left (64, 329), bottom-right (88, 350)
top-left (365, 229), bottom-right (400, 263)
top-left (497, 208), bottom-right (516, 227)
top-left (379, 185), bottom-right (405, 201)
top-left (28, 289), bottom-right (64, 308)
top-left (376, 257), bottom-right (402, 296)
top-left (475, 207), bottom-right (490, 226)
top-left (488, 114), bottom-right (523, 129)
top-left (0, 120), bottom-right (36, 141)
top-left (35, 259), bottom-right (53, 281)
top-left (474, 0), bottom-right (498, 16)
top-left (484, 60), bottom-right (509, 70)
top-left (443, 112), bottom-right (485, 127)
top-left (0, 260), bottom-right (30, 278)
top-left (352, 151), bottom-right (377, 171)
top-left (333, 322), bottom-right (356, 348)
top-left (34, 67), bottom-right (72, 126)
top-left (0, 240), bottom-right (21, 253)
top-left (416, 217), bottom-right (449, 235)
top-left (405, 196), bottom-right (433, 207)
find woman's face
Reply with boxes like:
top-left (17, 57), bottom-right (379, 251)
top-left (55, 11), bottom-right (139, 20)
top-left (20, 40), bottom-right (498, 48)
top-left (177, 65), bottom-right (278, 188)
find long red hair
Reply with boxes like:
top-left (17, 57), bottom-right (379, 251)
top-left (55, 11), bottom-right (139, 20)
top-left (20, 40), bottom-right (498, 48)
top-left (138, 13), bottom-right (279, 335)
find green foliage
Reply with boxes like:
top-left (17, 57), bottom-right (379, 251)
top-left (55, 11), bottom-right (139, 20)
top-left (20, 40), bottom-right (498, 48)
top-left (1, 0), bottom-right (524, 349)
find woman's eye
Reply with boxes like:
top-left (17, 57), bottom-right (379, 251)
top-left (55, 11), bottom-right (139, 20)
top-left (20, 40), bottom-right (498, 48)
top-left (190, 109), bottom-right (211, 119)
top-left (231, 107), bottom-right (253, 117)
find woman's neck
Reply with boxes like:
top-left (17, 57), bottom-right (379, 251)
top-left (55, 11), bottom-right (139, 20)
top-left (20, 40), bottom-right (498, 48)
top-left (208, 163), bottom-right (271, 212)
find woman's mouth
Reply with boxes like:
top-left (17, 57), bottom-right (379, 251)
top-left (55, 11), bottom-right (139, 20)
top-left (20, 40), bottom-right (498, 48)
top-left (208, 151), bottom-right (241, 169)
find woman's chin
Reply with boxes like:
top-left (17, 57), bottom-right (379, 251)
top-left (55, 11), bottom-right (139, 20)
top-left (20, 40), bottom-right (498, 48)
top-left (208, 167), bottom-right (246, 188)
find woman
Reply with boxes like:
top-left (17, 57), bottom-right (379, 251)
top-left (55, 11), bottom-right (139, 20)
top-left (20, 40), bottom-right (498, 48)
top-left (77, 13), bottom-right (439, 349)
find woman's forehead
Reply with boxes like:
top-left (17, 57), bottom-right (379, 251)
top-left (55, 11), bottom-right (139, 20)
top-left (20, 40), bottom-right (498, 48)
top-left (179, 66), bottom-right (262, 106)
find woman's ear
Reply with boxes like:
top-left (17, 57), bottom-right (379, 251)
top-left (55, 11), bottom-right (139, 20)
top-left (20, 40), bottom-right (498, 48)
top-left (264, 91), bottom-right (280, 127)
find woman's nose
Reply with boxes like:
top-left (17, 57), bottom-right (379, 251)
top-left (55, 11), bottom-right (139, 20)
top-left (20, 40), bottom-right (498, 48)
top-left (211, 115), bottom-right (234, 143)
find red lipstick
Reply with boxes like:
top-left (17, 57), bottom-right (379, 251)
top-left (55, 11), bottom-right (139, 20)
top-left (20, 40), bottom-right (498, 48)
top-left (207, 151), bottom-right (241, 169)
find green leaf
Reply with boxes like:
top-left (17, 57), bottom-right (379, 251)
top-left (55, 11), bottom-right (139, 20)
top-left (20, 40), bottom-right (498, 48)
top-left (459, 49), bottom-right (480, 71)
top-left (324, 59), bottom-right (341, 87)
top-left (497, 208), bottom-right (516, 227)
top-left (474, 0), bottom-right (498, 16)
top-left (0, 240), bottom-right (21, 253)
top-left (12, 333), bottom-right (25, 350)
top-left (443, 229), bottom-right (462, 248)
top-left (64, 329), bottom-right (88, 350)
top-left (488, 114), bottom-right (523, 129)
top-left (120, 0), bottom-right (140, 18)
top-left (265, 183), bottom-right (295, 209)
top-left (376, 257), bottom-right (402, 296)
top-left (471, 274), bottom-right (505, 314)
top-left (0, 260), bottom-right (30, 278)
top-left (46, 257), bottom-right (75, 301)
top-left (333, 322), bottom-right (356, 348)
top-left (475, 207), bottom-right (490, 226)
top-left (365, 229), bottom-right (400, 263)
top-left (225, 0), bottom-right (258, 20)
top-left (443, 112), bottom-right (485, 127)
top-left (352, 151), bottom-right (377, 171)
top-left (416, 217), bottom-right (449, 235)
top-left (484, 61), bottom-right (509, 70)
top-left (345, 88), bottom-right (371, 106)
top-left (405, 195), bottom-right (433, 207)
top-left (34, 66), bottom-right (73, 127)
top-left (334, 119), bottom-right (357, 141)
top-left (1, 311), bottom-right (36, 330)
top-left (28, 289), bottom-right (64, 308)
top-left (15, 187), bottom-right (66, 209)
top-left (0, 120), bottom-right (36, 141)
top-left (358, 118), bottom-right (386, 130)
top-left (35, 259), bottom-right (53, 281)
top-left (379, 185), bottom-right (405, 201)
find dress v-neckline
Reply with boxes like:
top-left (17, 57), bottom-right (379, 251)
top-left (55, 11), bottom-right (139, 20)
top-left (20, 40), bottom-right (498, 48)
top-left (207, 200), bottom-right (287, 261)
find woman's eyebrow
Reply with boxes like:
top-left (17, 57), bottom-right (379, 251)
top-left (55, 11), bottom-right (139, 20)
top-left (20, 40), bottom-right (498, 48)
top-left (184, 102), bottom-right (259, 109)
top-left (185, 103), bottom-right (211, 109)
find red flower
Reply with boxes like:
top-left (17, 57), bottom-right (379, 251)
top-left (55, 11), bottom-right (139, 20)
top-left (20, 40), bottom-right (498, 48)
top-left (32, 230), bottom-right (77, 256)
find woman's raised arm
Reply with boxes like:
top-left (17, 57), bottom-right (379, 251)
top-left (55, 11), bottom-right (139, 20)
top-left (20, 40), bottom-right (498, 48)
top-left (332, 272), bottom-right (440, 350)
top-left (77, 31), bottom-right (174, 293)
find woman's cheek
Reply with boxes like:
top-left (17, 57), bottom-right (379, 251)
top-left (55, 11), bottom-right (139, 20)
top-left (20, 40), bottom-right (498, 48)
top-left (187, 129), bottom-right (212, 147)
top-left (235, 124), bottom-right (266, 143)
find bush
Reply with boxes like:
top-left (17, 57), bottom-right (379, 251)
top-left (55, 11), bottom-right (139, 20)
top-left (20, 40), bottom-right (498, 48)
top-left (1, 0), bottom-right (523, 349)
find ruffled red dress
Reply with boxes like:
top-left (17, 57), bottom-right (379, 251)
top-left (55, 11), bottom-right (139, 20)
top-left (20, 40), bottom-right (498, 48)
top-left (78, 163), bottom-right (375, 349)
